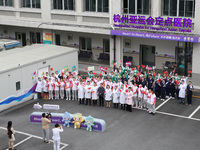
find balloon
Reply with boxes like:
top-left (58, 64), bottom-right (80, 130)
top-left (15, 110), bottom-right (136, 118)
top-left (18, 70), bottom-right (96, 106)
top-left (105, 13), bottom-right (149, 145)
top-left (57, 70), bottom-right (60, 74)
top-left (51, 68), bottom-right (53, 71)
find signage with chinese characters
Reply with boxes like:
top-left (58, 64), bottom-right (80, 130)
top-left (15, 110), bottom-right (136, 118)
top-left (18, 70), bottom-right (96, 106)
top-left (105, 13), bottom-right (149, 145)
top-left (110, 30), bottom-right (199, 43)
top-left (113, 15), bottom-right (193, 33)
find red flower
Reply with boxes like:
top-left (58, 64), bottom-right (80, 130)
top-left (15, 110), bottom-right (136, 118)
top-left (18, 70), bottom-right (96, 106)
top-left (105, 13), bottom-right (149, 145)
top-left (137, 66), bottom-right (140, 69)
top-left (125, 89), bottom-right (128, 93)
top-left (189, 70), bottom-right (192, 74)
top-left (142, 65), bottom-right (145, 68)
top-left (132, 68), bottom-right (135, 70)
top-left (85, 67), bottom-right (87, 71)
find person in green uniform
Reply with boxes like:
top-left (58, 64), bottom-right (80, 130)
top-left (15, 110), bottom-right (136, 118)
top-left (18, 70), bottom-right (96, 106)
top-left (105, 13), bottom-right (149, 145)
top-left (102, 71), bottom-right (107, 80)
top-left (88, 71), bottom-right (95, 78)
top-left (115, 73), bottom-right (121, 83)
top-left (119, 66), bottom-right (124, 77)
top-left (110, 71), bottom-right (115, 83)
top-left (124, 70), bottom-right (129, 80)
top-left (174, 73), bottom-right (180, 82)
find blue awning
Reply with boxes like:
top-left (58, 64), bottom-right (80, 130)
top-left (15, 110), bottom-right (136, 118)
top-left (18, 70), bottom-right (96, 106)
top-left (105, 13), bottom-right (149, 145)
top-left (5, 41), bottom-right (20, 49)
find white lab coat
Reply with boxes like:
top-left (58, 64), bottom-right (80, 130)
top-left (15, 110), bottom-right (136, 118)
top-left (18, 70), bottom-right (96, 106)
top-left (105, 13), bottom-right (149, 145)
top-left (126, 91), bottom-right (133, 105)
top-left (91, 86), bottom-right (98, 100)
top-left (85, 85), bottom-right (92, 99)
top-left (105, 89), bottom-right (112, 101)
top-left (112, 89), bottom-right (119, 103)
top-left (78, 84), bottom-right (85, 99)
top-left (119, 89), bottom-right (126, 104)
top-left (36, 79), bottom-right (43, 93)
top-left (179, 84), bottom-right (187, 98)
top-left (43, 80), bottom-right (48, 92)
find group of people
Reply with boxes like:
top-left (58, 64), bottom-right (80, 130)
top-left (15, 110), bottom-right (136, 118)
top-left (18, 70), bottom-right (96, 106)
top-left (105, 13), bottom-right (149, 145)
top-left (35, 64), bottom-right (194, 115)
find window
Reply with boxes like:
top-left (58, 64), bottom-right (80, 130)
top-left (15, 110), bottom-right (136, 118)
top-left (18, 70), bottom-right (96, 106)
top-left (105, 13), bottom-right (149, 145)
top-left (16, 81), bottom-right (21, 91)
top-left (22, 0), bottom-right (40, 8)
top-left (85, 0), bottom-right (109, 12)
top-left (103, 39), bottom-right (110, 53)
top-left (0, 0), bottom-right (13, 6)
top-left (162, 0), bottom-right (177, 16)
top-left (179, 0), bottom-right (195, 17)
top-left (98, 0), bottom-right (109, 12)
top-left (123, 0), bottom-right (150, 15)
top-left (162, 0), bottom-right (195, 18)
top-left (53, 0), bottom-right (74, 10)
top-left (80, 37), bottom-right (92, 51)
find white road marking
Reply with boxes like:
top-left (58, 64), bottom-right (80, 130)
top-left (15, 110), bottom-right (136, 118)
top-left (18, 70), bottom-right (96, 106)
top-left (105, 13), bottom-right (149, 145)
top-left (0, 127), bottom-right (69, 149)
top-left (155, 97), bottom-right (171, 110)
top-left (188, 105), bottom-right (200, 118)
top-left (156, 111), bottom-right (200, 122)
top-left (133, 104), bottom-right (200, 122)
top-left (6, 136), bottom-right (32, 150)
top-left (60, 144), bottom-right (69, 150)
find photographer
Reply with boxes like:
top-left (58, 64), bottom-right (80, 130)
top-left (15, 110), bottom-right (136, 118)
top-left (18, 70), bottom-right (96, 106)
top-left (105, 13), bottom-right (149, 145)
top-left (41, 113), bottom-right (51, 144)
top-left (52, 124), bottom-right (64, 150)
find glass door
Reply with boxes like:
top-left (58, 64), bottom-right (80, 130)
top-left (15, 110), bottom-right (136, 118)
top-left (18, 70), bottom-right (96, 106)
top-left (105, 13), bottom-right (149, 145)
top-left (176, 42), bottom-right (193, 76)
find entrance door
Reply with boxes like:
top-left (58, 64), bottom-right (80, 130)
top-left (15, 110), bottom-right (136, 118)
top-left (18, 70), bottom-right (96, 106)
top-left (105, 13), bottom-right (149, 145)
top-left (176, 42), bottom-right (193, 76)
top-left (30, 32), bottom-right (41, 44)
top-left (140, 45), bottom-right (155, 66)
top-left (22, 33), bottom-right (26, 46)
top-left (55, 34), bottom-right (60, 45)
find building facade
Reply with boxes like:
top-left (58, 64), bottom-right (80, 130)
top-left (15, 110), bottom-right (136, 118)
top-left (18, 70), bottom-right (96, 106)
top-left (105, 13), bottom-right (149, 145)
top-left (0, 0), bottom-right (199, 83)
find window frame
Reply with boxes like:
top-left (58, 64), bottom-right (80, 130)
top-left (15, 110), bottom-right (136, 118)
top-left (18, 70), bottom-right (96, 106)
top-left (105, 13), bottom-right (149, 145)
top-left (0, 0), bottom-right (13, 7)
top-left (103, 39), bottom-right (110, 53)
top-left (122, 0), bottom-right (151, 15)
top-left (52, 0), bottom-right (75, 10)
top-left (21, 0), bottom-right (41, 8)
top-left (162, 0), bottom-right (195, 18)
top-left (79, 37), bottom-right (92, 51)
top-left (85, 0), bottom-right (109, 13)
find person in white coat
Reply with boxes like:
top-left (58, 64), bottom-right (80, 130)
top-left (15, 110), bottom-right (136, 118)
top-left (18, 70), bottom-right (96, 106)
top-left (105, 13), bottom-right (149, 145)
top-left (52, 124), bottom-right (63, 150)
top-left (60, 79), bottom-right (65, 99)
top-left (54, 79), bottom-right (60, 99)
top-left (113, 85), bottom-right (120, 109)
top-left (119, 85), bottom-right (126, 111)
top-left (179, 80), bottom-right (187, 104)
top-left (78, 80), bottom-right (85, 105)
top-left (138, 84), bottom-right (144, 108)
top-left (72, 78), bottom-right (78, 101)
top-left (35, 77), bottom-right (43, 99)
top-left (125, 87), bottom-right (133, 112)
top-left (65, 79), bottom-right (71, 100)
top-left (85, 81), bottom-right (92, 106)
top-left (91, 82), bottom-right (98, 106)
top-left (48, 78), bottom-right (54, 100)
top-left (132, 83), bottom-right (138, 107)
top-left (105, 85), bottom-right (112, 108)
top-left (43, 77), bottom-right (49, 99)
top-left (149, 91), bottom-right (156, 115)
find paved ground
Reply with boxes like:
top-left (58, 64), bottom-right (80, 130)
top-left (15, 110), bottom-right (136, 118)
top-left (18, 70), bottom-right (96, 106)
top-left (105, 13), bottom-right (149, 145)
top-left (0, 97), bottom-right (200, 150)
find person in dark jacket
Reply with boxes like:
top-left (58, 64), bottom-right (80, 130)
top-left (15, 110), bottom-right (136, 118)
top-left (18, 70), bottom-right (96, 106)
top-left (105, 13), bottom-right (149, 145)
top-left (121, 74), bottom-right (128, 84)
top-left (97, 83), bottom-right (105, 107)
top-left (147, 75), bottom-right (154, 90)
top-left (186, 81), bottom-right (194, 106)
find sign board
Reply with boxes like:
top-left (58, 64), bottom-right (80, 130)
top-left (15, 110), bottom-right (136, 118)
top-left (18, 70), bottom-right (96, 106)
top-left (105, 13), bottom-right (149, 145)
top-left (43, 33), bottom-right (52, 44)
